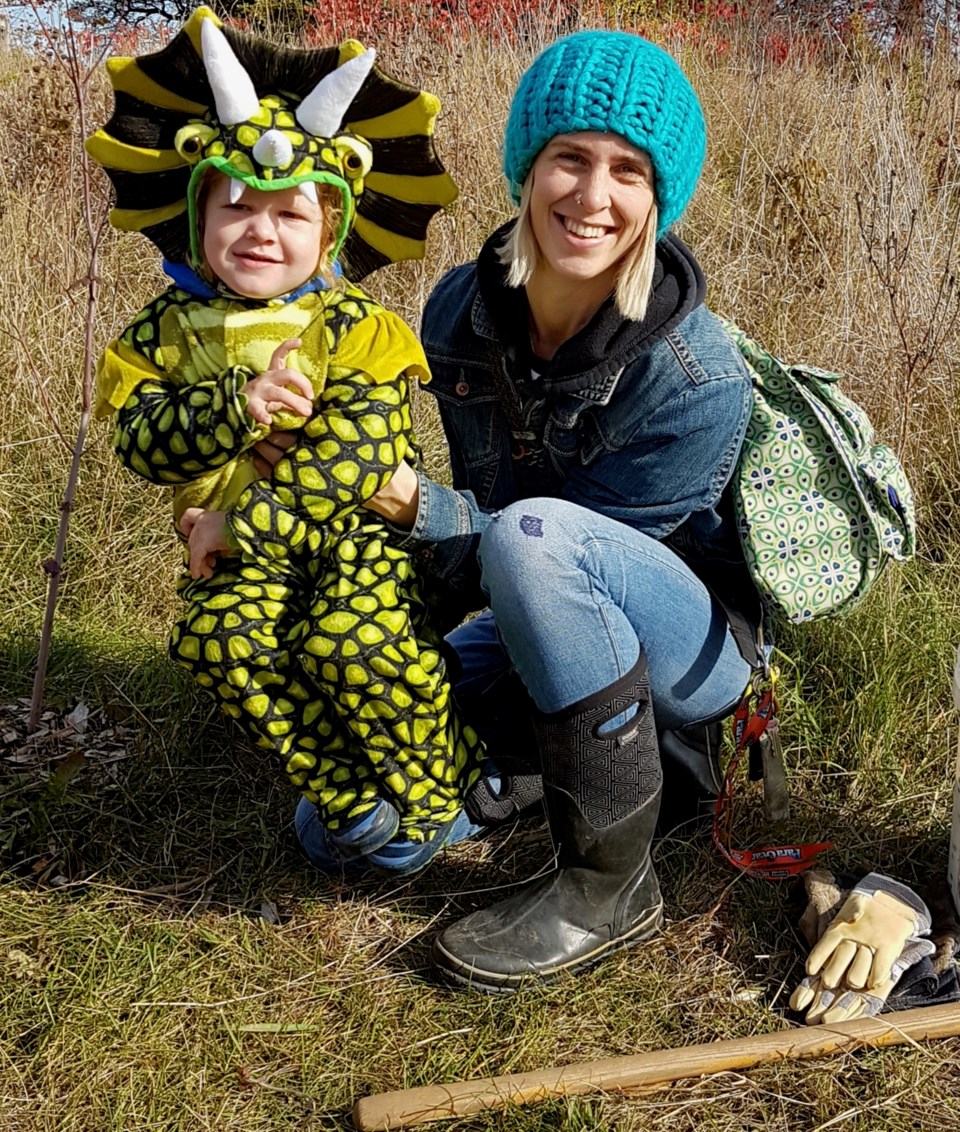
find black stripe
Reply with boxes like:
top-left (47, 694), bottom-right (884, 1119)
top-left (223, 31), bottom-right (340, 101)
top-left (370, 136), bottom-right (444, 177)
top-left (107, 166), bottom-right (192, 211)
top-left (140, 213), bottom-right (191, 264)
top-left (143, 215), bottom-right (191, 265)
top-left (137, 24), bottom-right (212, 108)
top-left (106, 90), bottom-right (192, 150)
top-left (346, 73), bottom-right (418, 123)
top-left (358, 189), bottom-right (440, 241)
top-left (221, 27), bottom-right (416, 122)
top-left (339, 233), bottom-right (390, 282)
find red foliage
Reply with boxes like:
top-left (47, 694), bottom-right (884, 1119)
top-left (303, 0), bottom-right (575, 46)
top-left (761, 29), bottom-right (826, 66)
top-left (763, 31), bottom-right (790, 64)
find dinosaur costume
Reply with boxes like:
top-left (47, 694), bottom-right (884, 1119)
top-left (88, 8), bottom-right (484, 842)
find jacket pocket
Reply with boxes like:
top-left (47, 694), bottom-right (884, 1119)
top-left (429, 366), bottom-right (506, 504)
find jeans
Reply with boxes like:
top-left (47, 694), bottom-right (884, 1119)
top-left (296, 496), bottom-right (753, 873)
top-left (465, 497), bottom-right (753, 729)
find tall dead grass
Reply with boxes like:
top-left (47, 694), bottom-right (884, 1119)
top-left (3, 17), bottom-right (960, 642)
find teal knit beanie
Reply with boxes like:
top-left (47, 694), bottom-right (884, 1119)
top-left (503, 31), bottom-right (706, 238)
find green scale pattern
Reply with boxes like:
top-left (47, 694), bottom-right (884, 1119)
top-left (115, 289), bottom-right (484, 841)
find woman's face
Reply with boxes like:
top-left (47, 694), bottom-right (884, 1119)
top-left (527, 132), bottom-right (655, 291)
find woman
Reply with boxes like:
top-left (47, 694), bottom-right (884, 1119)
top-left (364, 29), bottom-right (763, 992)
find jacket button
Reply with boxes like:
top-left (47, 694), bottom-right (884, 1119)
top-left (455, 381), bottom-right (469, 396)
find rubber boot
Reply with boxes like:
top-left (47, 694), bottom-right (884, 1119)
top-left (464, 759), bottom-right (544, 826)
top-left (432, 654), bottom-right (663, 993)
top-left (456, 667), bottom-right (544, 827)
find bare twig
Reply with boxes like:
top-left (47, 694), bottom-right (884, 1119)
top-left (855, 166), bottom-right (960, 455)
top-left (27, 1), bottom-right (111, 731)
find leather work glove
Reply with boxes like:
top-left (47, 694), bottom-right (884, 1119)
top-left (790, 872), bottom-right (935, 1025)
top-left (790, 939), bottom-right (935, 1023)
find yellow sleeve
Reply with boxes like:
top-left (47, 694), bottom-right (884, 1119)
top-left (95, 335), bottom-right (163, 419)
top-left (331, 308), bottom-right (431, 386)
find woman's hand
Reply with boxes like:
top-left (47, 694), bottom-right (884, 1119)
top-left (180, 507), bottom-right (233, 580)
top-left (364, 458), bottom-right (420, 528)
top-left (251, 430), bottom-right (297, 478)
top-left (243, 339), bottom-right (314, 426)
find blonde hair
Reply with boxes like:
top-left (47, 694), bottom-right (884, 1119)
top-left (497, 175), bottom-right (659, 323)
top-left (311, 185), bottom-right (345, 290)
top-left (194, 167), bottom-right (344, 291)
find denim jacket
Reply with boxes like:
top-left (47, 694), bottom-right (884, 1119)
top-left (401, 227), bottom-right (761, 646)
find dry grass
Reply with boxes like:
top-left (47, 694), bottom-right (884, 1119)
top-left (3, 11), bottom-right (960, 1131)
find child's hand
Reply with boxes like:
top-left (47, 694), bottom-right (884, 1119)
top-left (243, 339), bottom-right (314, 426)
top-left (252, 429), bottom-right (297, 478)
top-left (180, 508), bottom-right (233, 580)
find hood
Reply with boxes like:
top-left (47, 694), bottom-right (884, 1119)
top-left (475, 220), bottom-right (706, 396)
top-left (84, 6), bottom-right (457, 282)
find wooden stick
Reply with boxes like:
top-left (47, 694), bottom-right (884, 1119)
top-left (352, 1001), bottom-right (960, 1130)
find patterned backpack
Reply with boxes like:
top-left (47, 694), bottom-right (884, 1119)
top-left (723, 320), bottom-right (916, 625)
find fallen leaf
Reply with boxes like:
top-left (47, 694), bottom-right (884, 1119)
top-left (64, 702), bottom-right (90, 733)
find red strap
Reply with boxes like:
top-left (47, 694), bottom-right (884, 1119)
top-left (712, 673), bottom-right (832, 879)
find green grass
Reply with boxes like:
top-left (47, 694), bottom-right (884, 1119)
top-left (3, 558), bottom-right (960, 1130)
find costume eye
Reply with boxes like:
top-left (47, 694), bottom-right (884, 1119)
top-left (175, 123), bottom-right (218, 163)
top-left (334, 135), bottom-right (373, 181)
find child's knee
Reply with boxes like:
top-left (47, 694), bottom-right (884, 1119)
top-left (170, 602), bottom-right (269, 685)
top-left (300, 599), bottom-right (418, 689)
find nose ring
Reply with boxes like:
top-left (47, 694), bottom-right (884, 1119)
top-left (576, 192), bottom-right (583, 206)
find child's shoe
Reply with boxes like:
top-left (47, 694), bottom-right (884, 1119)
top-left (295, 798), bottom-right (485, 877)
top-left (294, 797), bottom-right (398, 873)
top-left (366, 807), bottom-right (487, 875)
top-left (324, 799), bottom-right (400, 857)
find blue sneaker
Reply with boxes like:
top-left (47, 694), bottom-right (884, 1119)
top-left (325, 800), bottom-right (399, 858)
top-left (366, 807), bottom-right (487, 875)
top-left (294, 798), bottom-right (488, 877)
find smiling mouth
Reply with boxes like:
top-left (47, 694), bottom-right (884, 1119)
top-left (235, 252), bottom-right (281, 266)
top-left (561, 216), bottom-right (613, 239)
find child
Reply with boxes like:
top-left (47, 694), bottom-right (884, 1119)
top-left (87, 7), bottom-right (490, 871)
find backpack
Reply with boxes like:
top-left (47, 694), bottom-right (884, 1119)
top-left (723, 319), bottom-right (916, 625)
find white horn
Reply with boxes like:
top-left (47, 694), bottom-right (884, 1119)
top-left (252, 129), bottom-right (294, 169)
top-left (296, 48), bottom-right (376, 138)
top-left (201, 19), bottom-right (260, 127)
top-left (228, 177), bottom-right (245, 204)
top-left (298, 181), bottom-right (318, 205)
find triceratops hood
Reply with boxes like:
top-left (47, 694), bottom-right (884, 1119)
top-left (86, 6), bottom-right (457, 280)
